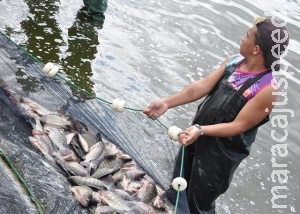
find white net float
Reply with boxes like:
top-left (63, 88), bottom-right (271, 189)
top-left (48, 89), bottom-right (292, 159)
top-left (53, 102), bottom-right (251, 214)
top-left (47, 65), bottom-right (59, 77)
top-left (172, 127), bottom-right (182, 141)
top-left (168, 126), bottom-right (182, 141)
top-left (111, 99), bottom-right (120, 111)
top-left (42, 62), bottom-right (55, 73)
top-left (111, 99), bottom-right (126, 112)
top-left (172, 177), bottom-right (187, 191)
top-left (168, 126), bottom-right (177, 139)
top-left (117, 100), bottom-right (126, 112)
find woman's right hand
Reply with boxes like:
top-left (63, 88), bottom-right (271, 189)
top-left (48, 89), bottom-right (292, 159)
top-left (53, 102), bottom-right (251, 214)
top-left (143, 99), bottom-right (168, 119)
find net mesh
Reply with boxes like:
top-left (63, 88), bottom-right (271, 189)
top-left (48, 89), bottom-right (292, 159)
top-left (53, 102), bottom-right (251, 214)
top-left (0, 32), bottom-right (190, 213)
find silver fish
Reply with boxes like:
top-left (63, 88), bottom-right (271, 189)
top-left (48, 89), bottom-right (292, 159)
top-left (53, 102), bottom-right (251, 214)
top-left (68, 133), bottom-right (86, 158)
top-left (127, 181), bottom-right (143, 193)
top-left (68, 176), bottom-right (115, 190)
top-left (104, 141), bottom-right (121, 158)
top-left (91, 191), bottom-right (102, 204)
top-left (31, 129), bottom-right (54, 152)
top-left (82, 142), bottom-right (104, 163)
top-left (135, 179), bottom-right (158, 204)
top-left (117, 175), bottom-right (131, 191)
top-left (40, 114), bottom-right (71, 128)
top-left (113, 189), bottom-right (140, 202)
top-left (56, 159), bottom-right (89, 177)
top-left (152, 195), bottom-right (166, 210)
top-left (77, 130), bottom-right (101, 152)
top-left (112, 169), bottom-right (126, 183)
top-left (130, 202), bottom-right (157, 214)
top-left (70, 186), bottom-right (93, 207)
top-left (94, 205), bottom-right (117, 214)
top-left (29, 136), bottom-right (54, 162)
top-left (116, 153), bottom-right (132, 162)
top-left (43, 124), bottom-right (68, 151)
top-left (124, 169), bottom-right (146, 181)
top-left (21, 96), bottom-right (57, 116)
top-left (91, 158), bottom-right (122, 179)
top-left (99, 190), bottom-right (131, 213)
top-left (34, 117), bottom-right (43, 132)
top-left (80, 142), bottom-right (105, 176)
top-left (77, 133), bottom-right (90, 153)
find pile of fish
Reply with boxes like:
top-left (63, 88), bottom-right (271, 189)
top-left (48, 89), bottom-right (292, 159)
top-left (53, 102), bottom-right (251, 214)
top-left (0, 81), bottom-right (174, 214)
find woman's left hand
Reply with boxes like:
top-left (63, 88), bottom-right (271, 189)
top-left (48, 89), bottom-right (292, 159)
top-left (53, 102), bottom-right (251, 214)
top-left (178, 125), bottom-right (202, 146)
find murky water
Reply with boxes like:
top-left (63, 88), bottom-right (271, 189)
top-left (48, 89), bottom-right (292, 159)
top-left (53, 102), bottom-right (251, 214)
top-left (1, 0), bottom-right (299, 213)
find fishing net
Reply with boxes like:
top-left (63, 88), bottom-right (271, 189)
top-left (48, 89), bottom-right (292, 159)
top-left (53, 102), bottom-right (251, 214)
top-left (0, 32), bottom-right (190, 213)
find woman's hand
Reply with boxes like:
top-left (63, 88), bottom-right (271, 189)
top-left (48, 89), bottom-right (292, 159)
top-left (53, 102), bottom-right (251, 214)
top-left (178, 125), bottom-right (203, 146)
top-left (143, 99), bottom-right (168, 119)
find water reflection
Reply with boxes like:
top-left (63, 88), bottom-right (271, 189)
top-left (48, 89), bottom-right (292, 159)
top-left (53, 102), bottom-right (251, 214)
top-left (60, 7), bottom-right (100, 95)
top-left (18, 1), bottom-right (105, 95)
top-left (20, 0), bottom-right (61, 63)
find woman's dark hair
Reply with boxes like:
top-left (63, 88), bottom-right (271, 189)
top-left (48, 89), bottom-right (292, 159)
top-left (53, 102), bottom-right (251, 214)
top-left (254, 25), bottom-right (268, 60)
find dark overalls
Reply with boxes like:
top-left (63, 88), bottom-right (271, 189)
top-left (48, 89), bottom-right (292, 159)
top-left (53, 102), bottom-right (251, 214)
top-left (184, 60), bottom-right (270, 213)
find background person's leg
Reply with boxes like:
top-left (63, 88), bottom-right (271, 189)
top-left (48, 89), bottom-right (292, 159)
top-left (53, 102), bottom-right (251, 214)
top-left (83, 0), bottom-right (89, 7)
top-left (87, 0), bottom-right (107, 23)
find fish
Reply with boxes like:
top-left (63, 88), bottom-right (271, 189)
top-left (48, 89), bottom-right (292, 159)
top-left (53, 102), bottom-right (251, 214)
top-left (126, 180), bottom-right (143, 193)
top-left (81, 147), bottom-right (106, 175)
top-left (2, 85), bottom-right (175, 213)
top-left (67, 133), bottom-right (87, 158)
top-left (103, 141), bottom-right (121, 158)
top-left (112, 167), bottom-right (145, 186)
top-left (33, 117), bottom-right (43, 132)
top-left (99, 190), bottom-right (131, 213)
top-left (152, 194), bottom-right (166, 210)
top-left (31, 128), bottom-right (54, 150)
top-left (40, 114), bottom-right (71, 128)
top-left (91, 157), bottom-right (122, 179)
top-left (116, 153), bottom-right (132, 162)
top-left (112, 189), bottom-right (140, 202)
top-left (91, 191), bottom-right (102, 204)
top-left (20, 96), bottom-right (58, 116)
top-left (112, 169), bottom-right (126, 183)
top-left (135, 179), bottom-right (158, 204)
top-left (66, 116), bottom-right (89, 133)
top-left (124, 169), bottom-right (146, 181)
top-left (129, 202), bottom-right (157, 214)
top-left (77, 130), bottom-right (101, 152)
top-left (117, 175), bottom-right (131, 191)
top-left (0, 81), bottom-right (37, 125)
top-left (94, 205), bottom-right (117, 214)
top-left (29, 136), bottom-right (54, 162)
top-left (68, 176), bottom-right (115, 191)
top-left (81, 142), bottom-right (104, 163)
top-left (19, 102), bottom-right (40, 119)
top-left (43, 124), bottom-right (68, 151)
top-left (70, 186), bottom-right (93, 207)
top-left (56, 159), bottom-right (89, 177)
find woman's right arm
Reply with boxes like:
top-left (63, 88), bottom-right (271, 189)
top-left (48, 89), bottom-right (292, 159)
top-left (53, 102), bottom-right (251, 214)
top-left (143, 57), bottom-right (230, 118)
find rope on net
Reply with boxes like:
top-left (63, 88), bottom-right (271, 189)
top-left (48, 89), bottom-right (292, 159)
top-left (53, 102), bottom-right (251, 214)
top-left (0, 31), bottom-right (187, 213)
top-left (0, 147), bottom-right (45, 214)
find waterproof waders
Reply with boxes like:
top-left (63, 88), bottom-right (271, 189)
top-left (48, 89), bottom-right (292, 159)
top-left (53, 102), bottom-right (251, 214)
top-left (182, 60), bottom-right (270, 213)
top-left (83, 0), bottom-right (107, 22)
